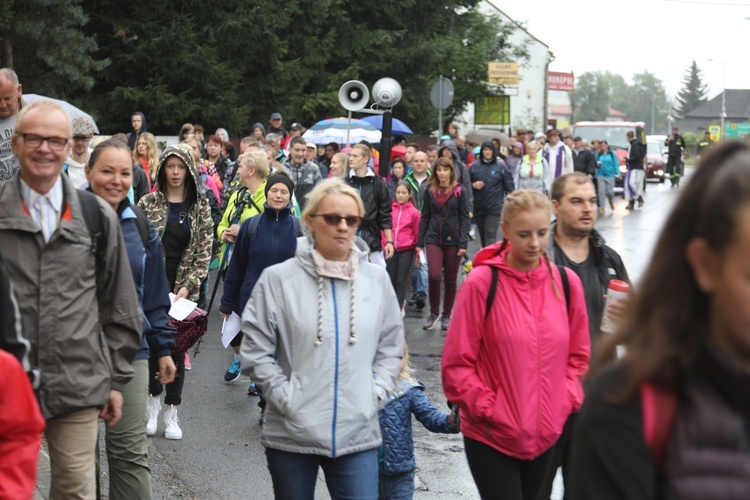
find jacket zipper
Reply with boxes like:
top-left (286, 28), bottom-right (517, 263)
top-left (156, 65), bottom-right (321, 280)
top-left (331, 278), bottom-right (340, 458)
top-left (395, 205), bottom-right (403, 249)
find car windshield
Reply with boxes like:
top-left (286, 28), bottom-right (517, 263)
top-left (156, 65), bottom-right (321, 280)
top-left (647, 142), bottom-right (662, 155)
top-left (573, 126), bottom-right (633, 150)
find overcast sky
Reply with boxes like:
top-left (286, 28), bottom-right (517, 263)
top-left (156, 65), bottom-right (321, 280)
top-left (494, 0), bottom-right (750, 101)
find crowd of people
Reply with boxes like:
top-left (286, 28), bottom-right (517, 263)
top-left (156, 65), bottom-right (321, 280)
top-left (1, 63), bottom-right (750, 500)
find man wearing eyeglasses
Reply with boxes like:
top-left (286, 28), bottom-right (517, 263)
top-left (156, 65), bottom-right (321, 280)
top-left (0, 100), bottom-right (142, 499)
top-left (0, 68), bottom-right (24, 182)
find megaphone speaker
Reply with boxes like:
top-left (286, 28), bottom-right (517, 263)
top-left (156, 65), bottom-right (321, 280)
top-left (338, 81), bottom-right (370, 112)
top-left (372, 78), bottom-right (402, 108)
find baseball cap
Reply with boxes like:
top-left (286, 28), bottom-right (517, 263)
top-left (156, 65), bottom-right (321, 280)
top-left (306, 142), bottom-right (317, 149)
top-left (72, 117), bottom-right (95, 137)
top-left (270, 112), bottom-right (282, 121)
top-left (290, 122), bottom-right (304, 131)
top-left (546, 129), bottom-right (560, 137)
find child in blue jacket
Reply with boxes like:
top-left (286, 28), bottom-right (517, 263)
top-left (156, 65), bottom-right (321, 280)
top-left (378, 344), bottom-right (459, 499)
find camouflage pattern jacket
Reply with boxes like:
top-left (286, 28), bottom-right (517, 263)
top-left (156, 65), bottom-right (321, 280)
top-left (138, 145), bottom-right (214, 302)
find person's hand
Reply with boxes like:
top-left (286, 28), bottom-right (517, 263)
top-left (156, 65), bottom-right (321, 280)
top-left (457, 248), bottom-right (467, 257)
top-left (221, 224), bottom-right (240, 243)
top-left (220, 311), bottom-right (230, 321)
top-left (469, 211), bottom-right (474, 219)
top-left (472, 181), bottom-right (484, 190)
top-left (100, 390), bottom-right (124, 427)
top-left (156, 356), bottom-right (176, 384)
top-left (604, 294), bottom-right (631, 327)
top-left (384, 242), bottom-right (395, 259)
top-left (174, 287), bottom-right (190, 301)
top-left (415, 248), bottom-right (422, 267)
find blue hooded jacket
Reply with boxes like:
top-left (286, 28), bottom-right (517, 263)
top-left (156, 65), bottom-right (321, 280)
top-left (468, 140), bottom-right (515, 215)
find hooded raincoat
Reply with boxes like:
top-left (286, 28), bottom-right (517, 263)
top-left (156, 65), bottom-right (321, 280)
top-left (469, 141), bottom-right (515, 215)
top-left (442, 242), bottom-right (590, 460)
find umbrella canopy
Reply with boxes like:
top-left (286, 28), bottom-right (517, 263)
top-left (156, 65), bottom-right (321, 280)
top-left (23, 94), bottom-right (100, 133)
top-left (360, 115), bottom-right (413, 135)
top-left (466, 128), bottom-right (512, 147)
top-left (302, 117), bottom-right (381, 146)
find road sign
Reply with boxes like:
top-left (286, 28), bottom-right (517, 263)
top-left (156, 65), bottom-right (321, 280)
top-left (708, 125), bottom-right (721, 142)
top-left (475, 97), bottom-right (510, 125)
top-left (488, 62), bottom-right (519, 85)
top-left (549, 72), bottom-right (575, 91)
top-left (430, 77), bottom-right (454, 110)
top-left (725, 123), bottom-right (750, 139)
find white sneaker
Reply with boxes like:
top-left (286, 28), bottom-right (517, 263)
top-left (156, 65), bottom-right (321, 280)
top-left (164, 405), bottom-right (182, 440)
top-left (146, 395), bottom-right (161, 436)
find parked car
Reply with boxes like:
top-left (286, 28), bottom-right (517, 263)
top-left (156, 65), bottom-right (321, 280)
top-left (646, 140), bottom-right (666, 183)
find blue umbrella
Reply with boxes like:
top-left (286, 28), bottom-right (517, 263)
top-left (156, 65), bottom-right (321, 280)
top-left (361, 115), bottom-right (413, 135)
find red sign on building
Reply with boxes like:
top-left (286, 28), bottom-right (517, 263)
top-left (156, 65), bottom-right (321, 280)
top-left (549, 72), bottom-right (575, 91)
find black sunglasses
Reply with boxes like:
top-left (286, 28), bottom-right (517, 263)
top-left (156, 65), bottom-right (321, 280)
top-left (311, 214), bottom-right (362, 227)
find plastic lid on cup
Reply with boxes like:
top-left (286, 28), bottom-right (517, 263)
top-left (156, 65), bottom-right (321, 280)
top-left (608, 279), bottom-right (630, 293)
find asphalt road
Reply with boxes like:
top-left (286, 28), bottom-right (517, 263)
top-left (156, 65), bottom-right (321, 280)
top-left (35, 174), bottom-right (686, 499)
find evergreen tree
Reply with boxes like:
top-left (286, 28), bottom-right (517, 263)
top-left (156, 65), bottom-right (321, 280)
top-left (675, 60), bottom-right (708, 118)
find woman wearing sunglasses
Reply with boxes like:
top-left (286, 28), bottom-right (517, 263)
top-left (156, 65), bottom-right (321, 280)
top-left (240, 178), bottom-right (404, 499)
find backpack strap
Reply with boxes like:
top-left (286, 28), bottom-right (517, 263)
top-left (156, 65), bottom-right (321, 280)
top-left (556, 265), bottom-right (570, 312)
top-left (129, 204), bottom-right (151, 250)
top-left (78, 191), bottom-right (105, 275)
top-left (245, 213), bottom-right (263, 240)
top-left (641, 383), bottom-right (678, 466)
top-left (484, 266), bottom-right (499, 322)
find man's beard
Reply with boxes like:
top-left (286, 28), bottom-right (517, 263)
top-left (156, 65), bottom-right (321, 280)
top-left (559, 219), bottom-right (590, 240)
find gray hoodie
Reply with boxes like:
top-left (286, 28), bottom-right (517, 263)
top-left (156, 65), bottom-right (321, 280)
top-left (241, 236), bottom-right (404, 457)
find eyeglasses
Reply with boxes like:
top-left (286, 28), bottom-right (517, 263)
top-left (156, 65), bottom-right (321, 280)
top-left (16, 133), bottom-right (69, 151)
top-left (311, 214), bottom-right (362, 227)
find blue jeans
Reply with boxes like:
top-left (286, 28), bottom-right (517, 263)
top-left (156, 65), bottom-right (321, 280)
top-left (410, 260), bottom-right (427, 295)
top-left (379, 471), bottom-right (415, 500)
top-left (265, 447), bottom-right (378, 500)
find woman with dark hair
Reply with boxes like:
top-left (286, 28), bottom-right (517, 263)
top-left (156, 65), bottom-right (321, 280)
top-left (571, 142), bottom-right (750, 499)
top-left (138, 144), bottom-right (214, 440)
top-left (595, 140), bottom-right (618, 214)
top-left (178, 123), bottom-right (194, 143)
top-left (416, 157), bottom-right (470, 331)
top-left (206, 134), bottom-right (230, 185)
top-left (386, 156), bottom-right (408, 200)
top-left (126, 112), bottom-right (147, 151)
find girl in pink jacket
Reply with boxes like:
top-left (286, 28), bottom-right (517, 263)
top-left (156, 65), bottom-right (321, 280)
top-left (442, 189), bottom-right (590, 500)
top-left (385, 181), bottom-right (421, 312)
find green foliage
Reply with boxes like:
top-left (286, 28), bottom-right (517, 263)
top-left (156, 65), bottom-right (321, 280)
top-left (570, 72), bottom-right (615, 121)
top-left (675, 60), bottom-right (708, 118)
top-left (0, 0), bottom-right (109, 98)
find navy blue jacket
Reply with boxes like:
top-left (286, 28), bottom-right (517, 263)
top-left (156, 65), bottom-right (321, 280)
top-left (469, 140), bottom-right (515, 215)
top-left (118, 200), bottom-right (175, 360)
top-left (378, 379), bottom-right (457, 475)
top-left (220, 205), bottom-right (299, 316)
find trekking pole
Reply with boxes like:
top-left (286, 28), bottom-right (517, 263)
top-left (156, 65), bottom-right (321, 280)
top-left (192, 243), bottom-right (231, 358)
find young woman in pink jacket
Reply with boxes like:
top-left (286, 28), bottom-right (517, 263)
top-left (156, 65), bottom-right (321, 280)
top-left (385, 181), bottom-right (421, 311)
top-left (441, 189), bottom-right (590, 500)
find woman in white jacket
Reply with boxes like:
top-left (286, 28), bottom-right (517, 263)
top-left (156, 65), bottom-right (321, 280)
top-left (241, 178), bottom-right (404, 500)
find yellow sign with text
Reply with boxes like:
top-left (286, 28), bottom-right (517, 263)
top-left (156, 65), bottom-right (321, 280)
top-left (488, 62), bottom-right (519, 85)
top-left (709, 125), bottom-right (721, 142)
top-left (475, 96), bottom-right (510, 125)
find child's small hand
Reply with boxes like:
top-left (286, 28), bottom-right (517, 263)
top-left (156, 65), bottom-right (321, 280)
top-left (448, 404), bottom-right (460, 430)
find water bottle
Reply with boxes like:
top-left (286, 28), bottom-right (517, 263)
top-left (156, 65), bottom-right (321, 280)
top-left (600, 279), bottom-right (630, 334)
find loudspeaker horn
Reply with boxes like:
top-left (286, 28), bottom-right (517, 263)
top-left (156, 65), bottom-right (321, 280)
top-left (338, 81), bottom-right (370, 112)
top-left (372, 78), bottom-right (402, 108)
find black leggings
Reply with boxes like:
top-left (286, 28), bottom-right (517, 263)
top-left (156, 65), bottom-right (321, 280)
top-left (386, 249), bottom-right (415, 309)
top-left (464, 436), bottom-right (557, 500)
top-left (149, 351), bottom-right (185, 406)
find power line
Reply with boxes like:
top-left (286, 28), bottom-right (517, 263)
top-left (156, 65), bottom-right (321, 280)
top-left (663, 0), bottom-right (750, 5)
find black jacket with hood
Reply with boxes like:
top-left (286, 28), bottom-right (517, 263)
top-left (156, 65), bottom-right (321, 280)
top-left (438, 140), bottom-right (474, 213)
top-left (468, 141), bottom-right (514, 215)
top-left (127, 112), bottom-right (147, 151)
top-left (346, 170), bottom-right (392, 252)
top-left (417, 183), bottom-right (470, 249)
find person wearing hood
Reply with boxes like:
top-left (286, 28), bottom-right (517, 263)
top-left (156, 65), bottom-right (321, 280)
top-left (505, 141), bottom-right (523, 179)
top-left (240, 178), bottom-right (403, 499)
top-left (469, 140), bottom-right (515, 247)
top-left (438, 140), bottom-right (474, 216)
top-left (66, 116), bottom-right (94, 189)
top-left (282, 136), bottom-right (323, 212)
top-left (251, 122), bottom-right (266, 143)
top-left (126, 112), bottom-right (147, 151)
top-left (442, 189), bottom-right (590, 500)
top-left (138, 144), bottom-right (214, 440)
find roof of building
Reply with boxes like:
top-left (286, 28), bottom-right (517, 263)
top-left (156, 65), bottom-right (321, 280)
top-left (684, 89), bottom-right (750, 119)
top-left (484, 1), bottom-right (549, 48)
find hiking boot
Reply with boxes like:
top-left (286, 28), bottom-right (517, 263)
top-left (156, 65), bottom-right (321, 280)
top-left (441, 316), bottom-right (451, 331)
top-left (224, 354), bottom-right (242, 383)
top-left (609, 201), bottom-right (615, 211)
top-left (247, 381), bottom-right (259, 396)
top-left (469, 226), bottom-right (477, 240)
top-left (146, 395), bottom-right (161, 436)
top-left (626, 201), bottom-right (635, 211)
top-left (638, 196), bottom-right (645, 208)
top-left (164, 405), bottom-right (182, 440)
top-left (599, 207), bottom-right (605, 215)
top-left (415, 292), bottom-right (426, 310)
top-left (184, 352), bottom-right (191, 371)
top-left (423, 313), bottom-right (440, 330)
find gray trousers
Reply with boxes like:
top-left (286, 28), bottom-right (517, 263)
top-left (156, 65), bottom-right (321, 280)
top-left (476, 213), bottom-right (502, 248)
top-left (597, 177), bottom-right (615, 207)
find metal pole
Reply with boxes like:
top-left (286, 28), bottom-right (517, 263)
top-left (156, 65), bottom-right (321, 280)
top-left (379, 110), bottom-right (393, 178)
top-left (651, 94), bottom-right (656, 135)
top-left (721, 65), bottom-right (726, 142)
top-left (438, 75), bottom-right (443, 144)
top-left (345, 110), bottom-right (352, 168)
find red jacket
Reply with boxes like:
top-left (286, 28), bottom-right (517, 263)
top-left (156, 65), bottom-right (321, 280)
top-left (383, 201), bottom-right (421, 251)
top-left (0, 350), bottom-right (45, 500)
top-left (442, 243), bottom-right (590, 460)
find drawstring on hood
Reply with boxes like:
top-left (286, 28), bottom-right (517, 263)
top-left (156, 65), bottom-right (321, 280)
top-left (311, 242), bottom-right (360, 346)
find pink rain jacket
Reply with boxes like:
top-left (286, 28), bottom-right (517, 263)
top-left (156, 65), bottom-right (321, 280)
top-left (442, 242), bottom-right (590, 459)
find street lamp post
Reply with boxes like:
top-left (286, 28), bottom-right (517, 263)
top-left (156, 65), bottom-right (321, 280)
top-left (707, 58), bottom-right (726, 142)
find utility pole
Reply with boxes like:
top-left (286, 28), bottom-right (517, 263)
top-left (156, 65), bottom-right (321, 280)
top-left (708, 59), bottom-right (726, 142)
